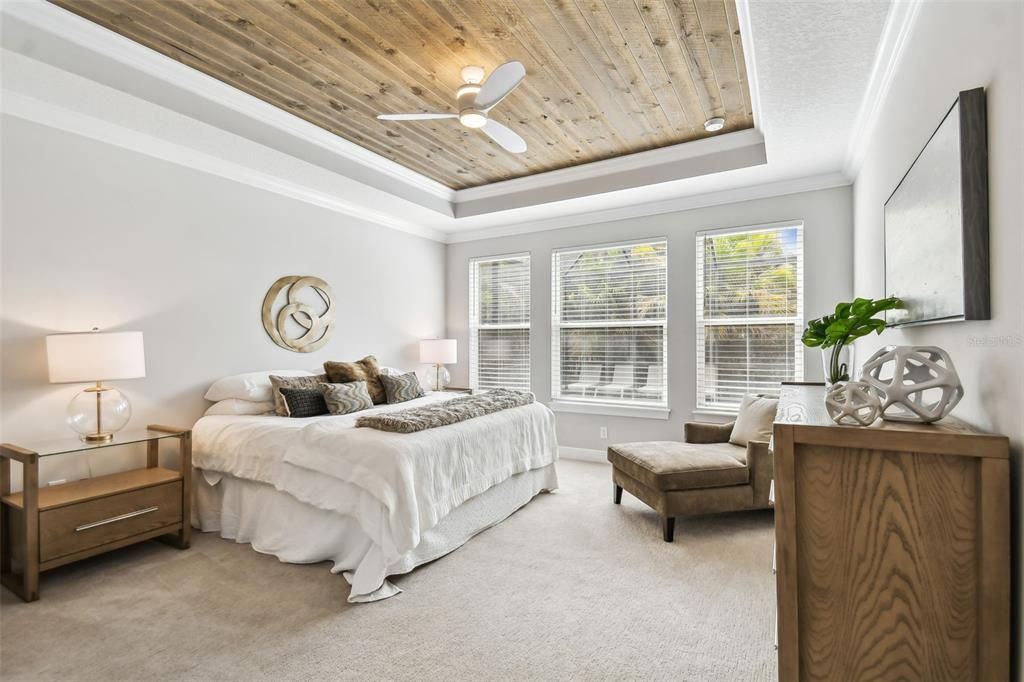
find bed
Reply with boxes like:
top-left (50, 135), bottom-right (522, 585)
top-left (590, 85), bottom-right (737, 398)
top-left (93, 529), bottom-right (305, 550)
top-left (192, 391), bottom-right (559, 602)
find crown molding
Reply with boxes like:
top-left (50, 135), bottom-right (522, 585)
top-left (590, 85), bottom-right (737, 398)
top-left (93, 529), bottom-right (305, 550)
top-left (452, 129), bottom-right (766, 217)
top-left (733, 1), bottom-right (763, 134)
top-left (842, 0), bottom-right (922, 178)
top-left (1, 89), bottom-right (447, 243)
top-left (445, 172), bottom-right (850, 243)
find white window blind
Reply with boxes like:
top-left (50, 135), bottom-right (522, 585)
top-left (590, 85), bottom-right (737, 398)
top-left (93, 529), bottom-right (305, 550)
top-left (469, 253), bottom-right (531, 391)
top-left (552, 239), bottom-right (668, 407)
top-left (696, 223), bottom-right (804, 411)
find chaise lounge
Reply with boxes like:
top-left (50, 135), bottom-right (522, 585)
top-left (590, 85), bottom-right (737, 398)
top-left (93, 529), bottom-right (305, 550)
top-left (607, 395), bottom-right (776, 541)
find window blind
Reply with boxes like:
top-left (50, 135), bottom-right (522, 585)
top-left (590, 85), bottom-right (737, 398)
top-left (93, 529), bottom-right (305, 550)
top-left (552, 239), bottom-right (668, 407)
top-left (469, 253), bottom-right (531, 391)
top-left (696, 224), bottom-right (804, 411)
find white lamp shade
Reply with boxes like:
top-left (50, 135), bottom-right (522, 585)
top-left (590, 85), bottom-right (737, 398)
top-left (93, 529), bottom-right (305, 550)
top-left (420, 339), bottom-right (457, 365)
top-left (46, 331), bottom-right (146, 383)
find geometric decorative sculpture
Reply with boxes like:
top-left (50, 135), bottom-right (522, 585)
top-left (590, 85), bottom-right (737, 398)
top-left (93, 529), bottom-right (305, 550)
top-left (824, 381), bottom-right (883, 426)
top-left (862, 345), bottom-right (964, 423)
top-left (261, 276), bottom-right (335, 353)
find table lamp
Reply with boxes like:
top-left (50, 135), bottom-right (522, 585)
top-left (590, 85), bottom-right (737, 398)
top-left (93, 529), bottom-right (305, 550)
top-left (419, 339), bottom-right (457, 391)
top-left (46, 330), bottom-right (146, 442)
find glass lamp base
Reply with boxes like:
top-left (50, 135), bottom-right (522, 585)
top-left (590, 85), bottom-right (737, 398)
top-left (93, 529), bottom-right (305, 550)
top-left (425, 365), bottom-right (451, 391)
top-left (67, 386), bottom-right (132, 442)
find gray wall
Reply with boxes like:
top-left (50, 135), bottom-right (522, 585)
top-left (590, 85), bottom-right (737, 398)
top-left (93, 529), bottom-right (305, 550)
top-left (446, 186), bottom-right (854, 450)
top-left (850, 0), bottom-right (1023, 664)
top-left (0, 116), bottom-right (446, 484)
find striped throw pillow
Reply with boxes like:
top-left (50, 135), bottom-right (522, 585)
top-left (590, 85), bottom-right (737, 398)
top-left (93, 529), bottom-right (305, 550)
top-left (381, 372), bottom-right (424, 404)
top-left (321, 381), bottom-right (374, 415)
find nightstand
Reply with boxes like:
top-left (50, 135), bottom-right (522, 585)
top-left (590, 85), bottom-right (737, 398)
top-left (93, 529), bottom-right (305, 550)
top-left (0, 425), bottom-right (191, 602)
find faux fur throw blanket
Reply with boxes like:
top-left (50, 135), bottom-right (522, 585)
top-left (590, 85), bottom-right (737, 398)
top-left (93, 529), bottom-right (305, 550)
top-left (356, 389), bottom-right (535, 434)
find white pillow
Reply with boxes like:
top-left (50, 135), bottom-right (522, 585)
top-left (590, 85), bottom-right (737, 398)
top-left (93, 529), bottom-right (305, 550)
top-left (204, 399), bottom-right (275, 416)
top-left (729, 394), bottom-right (779, 447)
top-left (379, 366), bottom-right (403, 376)
top-left (204, 369), bottom-right (313, 403)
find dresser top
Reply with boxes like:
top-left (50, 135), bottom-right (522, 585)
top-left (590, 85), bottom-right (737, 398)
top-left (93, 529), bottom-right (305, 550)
top-left (775, 385), bottom-right (1008, 458)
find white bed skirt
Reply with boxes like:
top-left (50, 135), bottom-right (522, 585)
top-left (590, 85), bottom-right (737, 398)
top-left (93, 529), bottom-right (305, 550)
top-left (194, 464), bottom-right (558, 603)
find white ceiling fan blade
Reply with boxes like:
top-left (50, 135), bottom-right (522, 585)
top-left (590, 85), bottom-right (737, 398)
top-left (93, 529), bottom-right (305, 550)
top-left (474, 61), bottom-right (526, 111)
top-left (377, 113), bottom-right (458, 121)
top-left (481, 119), bottom-right (527, 154)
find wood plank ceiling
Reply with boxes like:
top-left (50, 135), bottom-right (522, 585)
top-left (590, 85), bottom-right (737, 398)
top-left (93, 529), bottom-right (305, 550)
top-left (50, 0), bottom-right (755, 190)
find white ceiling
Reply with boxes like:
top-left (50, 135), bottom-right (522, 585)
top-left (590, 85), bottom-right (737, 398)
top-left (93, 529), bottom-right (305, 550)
top-left (1, 0), bottom-right (899, 242)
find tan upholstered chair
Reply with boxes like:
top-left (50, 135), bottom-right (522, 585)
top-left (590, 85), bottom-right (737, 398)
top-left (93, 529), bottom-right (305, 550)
top-left (607, 421), bottom-right (773, 542)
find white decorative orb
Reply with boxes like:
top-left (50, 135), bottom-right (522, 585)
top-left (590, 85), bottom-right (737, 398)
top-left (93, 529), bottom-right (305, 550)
top-left (862, 345), bottom-right (964, 423)
top-left (424, 366), bottom-right (451, 391)
top-left (67, 388), bottom-right (132, 440)
top-left (825, 381), bottom-right (882, 426)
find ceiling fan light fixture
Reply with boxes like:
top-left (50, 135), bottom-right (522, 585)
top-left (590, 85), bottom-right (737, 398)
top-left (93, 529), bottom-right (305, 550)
top-left (459, 111), bottom-right (488, 129)
top-left (460, 65), bottom-right (485, 84)
top-left (456, 83), bottom-right (481, 99)
top-left (704, 117), bottom-right (726, 132)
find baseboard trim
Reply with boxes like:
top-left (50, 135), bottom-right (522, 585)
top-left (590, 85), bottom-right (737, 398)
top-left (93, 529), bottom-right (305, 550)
top-left (559, 447), bottom-right (608, 464)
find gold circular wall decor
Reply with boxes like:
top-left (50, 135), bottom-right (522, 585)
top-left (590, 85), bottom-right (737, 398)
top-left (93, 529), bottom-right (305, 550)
top-left (261, 276), bottom-right (335, 353)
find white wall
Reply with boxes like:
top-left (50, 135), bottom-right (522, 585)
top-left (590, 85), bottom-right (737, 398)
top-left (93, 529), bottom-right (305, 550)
top-left (851, 0), bottom-right (1024, 666)
top-left (447, 186), bottom-right (854, 451)
top-left (0, 115), bottom-right (446, 484)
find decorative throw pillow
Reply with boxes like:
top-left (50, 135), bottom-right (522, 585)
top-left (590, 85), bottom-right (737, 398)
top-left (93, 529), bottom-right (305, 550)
top-left (321, 381), bottom-right (374, 415)
top-left (204, 369), bottom-right (313, 402)
top-left (323, 356), bottom-right (386, 404)
top-left (729, 394), bottom-right (779, 447)
top-left (270, 373), bottom-right (328, 416)
top-left (279, 387), bottom-right (328, 418)
top-left (380, 371), bottom-right (425, 404)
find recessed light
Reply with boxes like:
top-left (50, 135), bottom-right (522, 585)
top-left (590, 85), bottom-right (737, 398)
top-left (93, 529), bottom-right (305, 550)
top-left (704, 117), bottom-right (725, 132)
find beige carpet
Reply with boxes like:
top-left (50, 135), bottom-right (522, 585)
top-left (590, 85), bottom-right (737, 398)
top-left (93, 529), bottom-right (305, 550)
top-left (0, 460), bottom-right (777, 681)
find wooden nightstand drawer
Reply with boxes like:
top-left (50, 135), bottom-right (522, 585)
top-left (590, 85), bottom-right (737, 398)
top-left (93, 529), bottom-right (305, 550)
top-left (40, 481), bottom-right (182, 564)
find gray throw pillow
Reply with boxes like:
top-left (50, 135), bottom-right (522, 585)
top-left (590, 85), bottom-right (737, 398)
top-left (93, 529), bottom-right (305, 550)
top-left (270, 374), bottom-right (328, 416)
top-left (279, 387), bottom-right (328, 418)
top-left (380, 372), bottom-right (425, 404)
top-left (321, 381), bottom-right (374, 415)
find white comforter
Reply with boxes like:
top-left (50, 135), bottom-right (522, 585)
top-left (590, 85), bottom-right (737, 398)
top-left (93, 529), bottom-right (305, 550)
top-left (192, 392), bottom-right (558, 597)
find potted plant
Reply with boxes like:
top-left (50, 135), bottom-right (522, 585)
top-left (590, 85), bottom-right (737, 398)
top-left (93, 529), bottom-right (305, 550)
top-left (802, 297), bottom-right (902, 385)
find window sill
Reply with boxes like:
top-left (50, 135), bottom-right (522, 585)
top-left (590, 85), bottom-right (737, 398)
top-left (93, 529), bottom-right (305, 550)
top-left (549, 400), bottom-right (671, 420)
top-left (692, 408), bottom-right (740, 418)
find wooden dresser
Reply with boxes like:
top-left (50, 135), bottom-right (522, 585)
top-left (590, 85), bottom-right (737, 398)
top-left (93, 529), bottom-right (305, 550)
top-left (772, 385), bottom-right (1009, 680)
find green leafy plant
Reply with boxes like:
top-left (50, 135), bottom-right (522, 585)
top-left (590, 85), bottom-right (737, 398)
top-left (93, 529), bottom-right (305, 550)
top-left (802, 297), bottom-right (903, 384)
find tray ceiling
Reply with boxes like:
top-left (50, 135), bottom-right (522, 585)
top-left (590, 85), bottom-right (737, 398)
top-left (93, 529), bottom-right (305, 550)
top-left (48, 0), bottom-right (754, 190)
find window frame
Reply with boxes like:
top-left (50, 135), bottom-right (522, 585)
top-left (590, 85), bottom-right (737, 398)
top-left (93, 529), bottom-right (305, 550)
top-left (550, 237), bottom-right (670, 419)
top-left (695, 221), bottom-right (805, 414)
top-left (468, 251), bottom-right (532, 392)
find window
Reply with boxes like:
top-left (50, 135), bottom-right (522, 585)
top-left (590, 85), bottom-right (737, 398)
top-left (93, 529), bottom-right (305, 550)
top-left (552, 239), bottom-right (668, 409)
top-left (469, 253), bottom-right (531, 391)
top-left (696, 223), bottom-right (804, 411)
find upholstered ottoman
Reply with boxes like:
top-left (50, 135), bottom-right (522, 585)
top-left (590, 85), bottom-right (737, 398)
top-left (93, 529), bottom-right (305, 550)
top-left (608, 414), bottom-right (774, 542)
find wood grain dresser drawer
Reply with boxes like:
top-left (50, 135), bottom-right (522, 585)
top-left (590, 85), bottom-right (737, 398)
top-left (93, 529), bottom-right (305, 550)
top-left (39, 481), bottom-right (182, 563)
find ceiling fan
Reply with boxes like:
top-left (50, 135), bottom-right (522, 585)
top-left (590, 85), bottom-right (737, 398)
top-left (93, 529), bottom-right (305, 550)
top-left (377, 62), bottom-right (528, 154)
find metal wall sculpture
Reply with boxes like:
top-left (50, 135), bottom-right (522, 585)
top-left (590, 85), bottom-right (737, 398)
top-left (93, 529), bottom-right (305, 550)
top-left (261, 276), bottom-right (335, 353)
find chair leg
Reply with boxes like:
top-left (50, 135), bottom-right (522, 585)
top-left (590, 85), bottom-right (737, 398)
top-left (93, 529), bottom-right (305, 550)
top-left (662, 516), bottom-right (675, 543)
top-left (613, 484), bottom-right (623, 504)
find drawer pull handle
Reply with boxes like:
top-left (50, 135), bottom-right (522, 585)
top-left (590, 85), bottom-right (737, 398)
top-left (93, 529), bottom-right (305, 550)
top-left (75, 506), bottom-right (159, 532)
